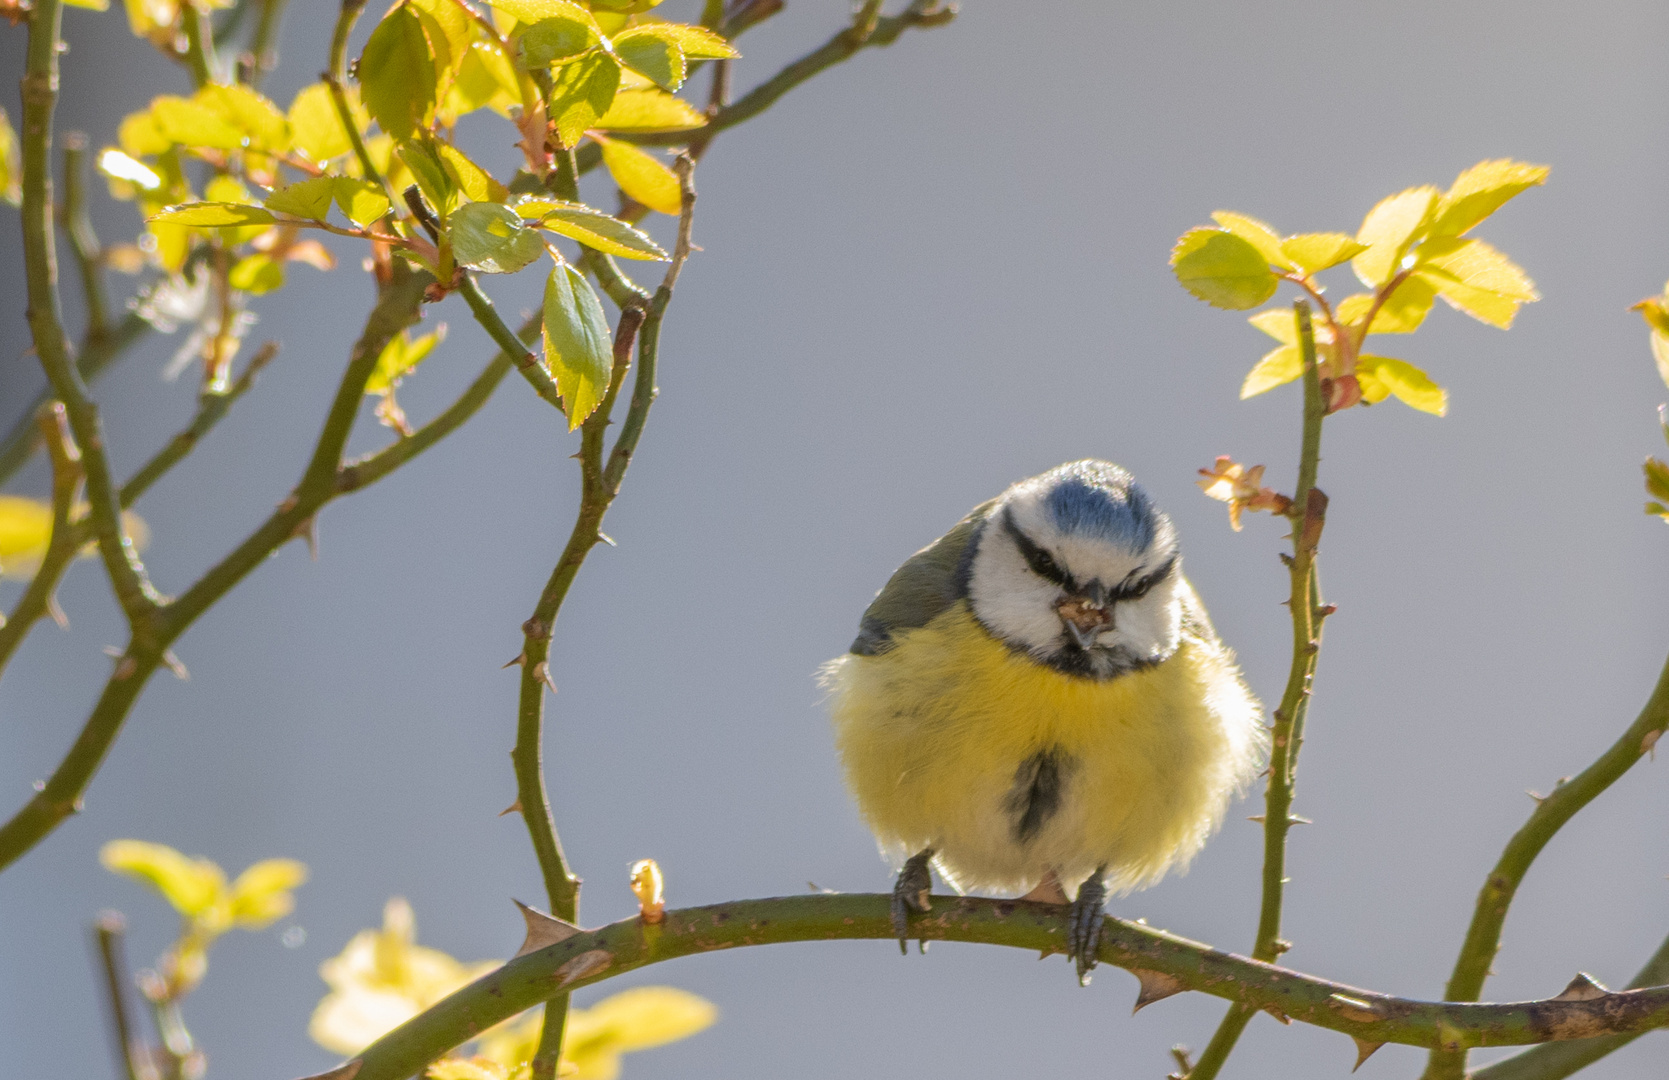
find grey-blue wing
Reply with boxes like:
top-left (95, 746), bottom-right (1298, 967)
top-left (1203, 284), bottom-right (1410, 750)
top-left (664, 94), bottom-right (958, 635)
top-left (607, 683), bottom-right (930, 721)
top-left (850, 499), bottom-right (996, 655)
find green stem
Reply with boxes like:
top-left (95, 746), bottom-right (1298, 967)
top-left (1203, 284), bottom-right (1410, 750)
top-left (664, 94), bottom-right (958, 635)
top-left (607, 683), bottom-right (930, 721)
top-left (0, 406), bottom-right (84, 683)
top-left (93, 911), bottom-right (147, 1080)
top-left (246, 0), bottom-right (288, 86)
top-left (1469, 930), bottom-right (1669, 1080)
top-left (58, 134), bottom-right (108, 342)
top-left (326, 0), bottom-right (385, 196)
top-left (18, 0), bottom-right (162, 632)
top-left (122, 341), bottom-right (277, 506)
top-left (180, 3), bottom-right (216, 87)
top-left (1423, 651), bottom-right (1669, 1080)
top-left (455, 273), bottom-right (567, 413)
top-left (344, 893), bottom-right (1669, 1080)
top-left (1189, 300), bottom-right (1329, 1080)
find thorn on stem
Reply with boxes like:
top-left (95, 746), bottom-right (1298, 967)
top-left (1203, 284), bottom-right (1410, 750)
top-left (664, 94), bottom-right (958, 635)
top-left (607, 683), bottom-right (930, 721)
top-left (1351, 1038), bottom-right (1383, 1072)
top-left (1263, 1004), bottom-right (1291, 1024)
top-left (1642, 728), bottom-right (1662, 760)
top-left (46, 592), bottom-right (68, 628)
top-left (1552, 972), bottom-right (1609, 1001)
top-left (499, 799), bottom-right (522, 816)
top-left (502, 652), bottom-right (526, 669)
top-left (161, 650), bottom-right (188, 681)
top-left (531, 661), bottom-right (556, 692)
top-left (1130, 969), bottom-right (1185, 1013)
top-left (512, 898), bottom-right (583, 958)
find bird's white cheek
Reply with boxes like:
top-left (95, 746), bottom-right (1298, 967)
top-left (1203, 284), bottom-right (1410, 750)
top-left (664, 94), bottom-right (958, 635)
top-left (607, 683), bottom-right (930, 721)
top-left (1097, 593), bottom-right (1181, 657)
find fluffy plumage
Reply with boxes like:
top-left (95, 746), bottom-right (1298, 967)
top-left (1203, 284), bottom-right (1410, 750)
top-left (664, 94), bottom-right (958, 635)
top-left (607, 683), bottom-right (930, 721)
top-left (824, 460), bottom-right (1265, 902)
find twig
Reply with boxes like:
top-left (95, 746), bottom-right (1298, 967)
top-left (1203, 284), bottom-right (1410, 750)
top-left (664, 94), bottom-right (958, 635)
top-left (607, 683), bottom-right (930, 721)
top-left (180, 2), bottom-right (216, 87)
top-left (0, 406), bottom-right (83, 684)
top-left (246, 0), bottom-right (289, 87)
top-left (1189, 300), bottom-right (1330, 1080)
top-left (93, 911), bottom-right (153, 1080)
top-left (18, 0), bottom-right (163, 631)
top-left (343, 893), bottom-right (1669, 1080)
top-left (455, 274), bottom-right (567, 413)
top-left (325, 0), bottom-right (387, 199)
top-left (58, 134), bottom-right (108, 342)
top-left (1422, 651), bottom-right (1669, 1079)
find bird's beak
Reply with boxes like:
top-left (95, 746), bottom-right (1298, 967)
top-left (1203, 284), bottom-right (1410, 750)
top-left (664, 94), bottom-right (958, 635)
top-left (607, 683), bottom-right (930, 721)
top-left (1056, 595), bottom-right (1113, 650)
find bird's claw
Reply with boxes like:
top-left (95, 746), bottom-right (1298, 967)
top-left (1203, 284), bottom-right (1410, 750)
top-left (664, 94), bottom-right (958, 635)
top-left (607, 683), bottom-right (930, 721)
top-left (891, 848), bottom-right (934, 954)
top-left (1067, 871), bottom-right (1107, 985)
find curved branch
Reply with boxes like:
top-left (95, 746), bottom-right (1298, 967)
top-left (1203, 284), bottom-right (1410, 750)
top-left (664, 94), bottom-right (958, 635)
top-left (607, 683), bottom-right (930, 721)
top-left (333, 894), bottom-right (1669, 1080)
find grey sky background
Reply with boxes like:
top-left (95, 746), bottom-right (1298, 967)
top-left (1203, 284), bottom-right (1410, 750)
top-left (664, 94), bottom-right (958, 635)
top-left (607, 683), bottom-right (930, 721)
top-left (4, 1), bottom-right (1669, 1077)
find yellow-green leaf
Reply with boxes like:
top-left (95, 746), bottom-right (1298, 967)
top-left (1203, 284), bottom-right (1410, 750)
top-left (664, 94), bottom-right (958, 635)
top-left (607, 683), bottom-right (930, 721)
top-left (368, 325), bottom-right (448, 393)
top-left (1335, 274), bottom-right (1438, 336)
top-left (398, 138), bottom-right (458, 216)
top-left (64, 0), bottom-right (111, 10)
top-left (518, 12), bottom-right (600, 66)
top-left (588, 0), bottom-right (664, 12)
top-left (490, 0), bottom-right (598, 31)
top-left (0, 107), bottom-right (19, 207)
top-left (450, 40), bottom-right (522, 117)
top-left (100, 839), bottom-right (226, 918)
top-left (1429, 159), bottom-right (1548, 238)
top-left (595, 135), bottom-right (679, 215)
top-left (150, 95), bottom-right (245, 150)
top-left (360, 4), bottom-right (437, 141)
top-left (612, 28), bottom-right (687, 91)
top-left (150, 201), bottom-right (277, 227)
top-left (1360, 355), bottom-right (1446, 415)
top-left (1646, 457), bottom-right (1669, 504)
top-left (593, 87), bottom-right (705, 132)
top-left (119, 110), bottom-right (171, 157)
top-left (428, 1061), bottom-right (507, 1080)
top-left (334, 178), bottom-right (392, 226)
top-left (449, 201), bottom-right (545, 273)
top-left (548, 52), bottom-right (622, 146)
top-left (535, 201), bottom-right (667, 260)
top-left (198, 84), bottom-right (291, 153)
top-left (632, 22), bottom-right (737, 59)
top-left (437, 142), bottom-right (509, 203)
top-left (1352, 185), bottom-right (1438, 288)
top-left (1241, 345), bottom-right (1302, 398)
top-left (1247, 307), bottom-right (1297, 345)
top-left (1414, 236), bottom-right (1537, 329)
top-left (1210, 211), bottom-right (1291, 270)
top-left (228, 858), bottom-right (308, 928)
top-left (266, 175), bottom-right (338, 219)
top-left (1651, 328), bottom-right (1669, 393)
top-left (288, 83), bottom-right (366, 162)
top-left (1280, 232), bottom-right (1367, 274)
top-left (1637, 293), bottom-right (1669, 337)
top-left (1170, 227), bottom-right (1278, 310)
top-left (410, 0), bottom-right (472, 80)
top-left (543, 263), bottom-right (613, 430)
top-left (229, 252), bottom-right (285, 293)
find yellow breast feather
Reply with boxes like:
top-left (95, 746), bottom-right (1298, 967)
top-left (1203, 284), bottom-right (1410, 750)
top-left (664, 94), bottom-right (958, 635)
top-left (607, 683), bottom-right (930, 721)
top-left (825, 599), bottom-right (1264, 896)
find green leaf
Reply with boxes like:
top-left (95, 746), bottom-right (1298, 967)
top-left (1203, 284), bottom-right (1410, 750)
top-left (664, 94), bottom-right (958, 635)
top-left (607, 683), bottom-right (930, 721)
top-left (229, 253), bottom-right (285, 293)
top-left (535, 200), bottom-right (667, 260)
top-left (265, 176), bottom-right (338, 219)
top-left (288, 83), bottom-right (367, 162)
top-left (367, 325), bottom-right (447, 393)
top-left (547, 52), bottom-right (622, 148)
top-left (0, 107), bottom-right (19, 207)
top-left (1210, 211), bottom-right (1291, 270)
top-left (449, 200), bottom-right (545, 273)
top-left (1649, 327), bottom-right (1669, 393)
top-left (1359, 355), bottom-right (1447, 415)
top-left (410, 0), bottom-right (473, 82)
top-left (119, 110), bottom-right (172, 157)
top-left (397, 137), bottom-right (459, 216)
top-left (1352, 185), bottom-right (1438, 288)
top-left (437, 142), bottom-right (510, 203)
top-left (1170, 228), bottom-right (1278, 310)
top-left (612, 28), bottom-right (687, 91)
top-left (100, 839), bottom-right (226, 919)
top-left (1429, 159), bottom-right (1549, 238)
top-left (1645, 457), bottom-right (1669, 504)
top-left (63, 0), bottom-right (111, 10)
top-left (451, 39), bottom-right (523, 117)
top-left (198, 84), bottom-right (291, 154)
top-left (518, 13), bottom-right (600, 66)
top-left (333, 178), bottom-right (392, 226)
top-left (1280, 232), bottom-right (1367, 274)
top-left (360, 4), bottom-right (437, 141)
top-left (150, 201), bottom-right (277, 227)
top-left (150, 95), bottom-right (245, 150)
top-left (1414, 236), bottom-right (1537, 329)
top-left (1247, 307), bottom-right (1297, 344)
top-left (1334, 274), bottom-right (1439, 336)
top-left (1638, 295), bottom-right (1669, 337)
top-left (543, 263), bottom-right (613, 430)
top-left (593, 88), bottom-right (706, 131)
top-left (1241, 345), bottom-right (1302, 398)
top-left (490, 0), bottom-right (599, 30)
top-left (630, 22), bottom-right (738, 59)
top-left (588, 0), bottom-right (665, 12)
top-left (227, 858), bottom-right (308, 929)
top-left (595, 135), bottom-right (680, 215)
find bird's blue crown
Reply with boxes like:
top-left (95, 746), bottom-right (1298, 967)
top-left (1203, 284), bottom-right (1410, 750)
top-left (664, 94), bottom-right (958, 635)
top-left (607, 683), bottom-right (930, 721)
top-left (1041, 461), bottom-right (1161, 554)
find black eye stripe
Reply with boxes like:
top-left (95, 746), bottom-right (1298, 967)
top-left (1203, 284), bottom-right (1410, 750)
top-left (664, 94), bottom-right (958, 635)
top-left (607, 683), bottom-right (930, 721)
top-left (1109, 555), bottom-right (1177, 601)
top-left (1002, 509), bottom-right (1072, 589)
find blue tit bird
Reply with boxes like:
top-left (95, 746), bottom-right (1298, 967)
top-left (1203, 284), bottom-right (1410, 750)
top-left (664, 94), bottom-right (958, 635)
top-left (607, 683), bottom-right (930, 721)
top-left (823, 460), bottom-right (1265, 982)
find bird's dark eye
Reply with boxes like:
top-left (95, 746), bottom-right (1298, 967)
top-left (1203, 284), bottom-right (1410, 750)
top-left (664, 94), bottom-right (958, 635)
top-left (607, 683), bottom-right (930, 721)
top-left (1112, 556), bottom-right (1176, 601)
top-left (1001, 509), bottom-right (1070, 588)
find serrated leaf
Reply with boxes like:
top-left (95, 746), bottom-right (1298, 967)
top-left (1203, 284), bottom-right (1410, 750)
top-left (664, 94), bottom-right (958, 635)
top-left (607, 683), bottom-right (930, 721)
top-left (1353, 185), bottom-right (1439, 288)
top-left (229, 252), bottom-right (285, 293)
top-left (449, 200), bottom-right (545, 273)
top-left (410, 4), bottom-right (462, 94)
top-left (1281, 232), bottom-right (1367, 274)
top-left (1414, 237), bottom-right (1537, 329)
top-left (398, 138), bottom-right (458, 216)
top-left (632, 22), bottom-right (737, 59)
top-left (333, 178), bottom-right (391, 226)
top-left (1171, 228), bottom-right (1278, 310)
top-left (548, 52), bottom-right (622, 148)
top-left (1645, 457), bottom-right (1669, 503)
top-left (518, 13), bottom-right (600, 66)
top-left (360, 4), bottom-right (437, 141)
top-left (1210, 211), bottom-right (1291, 270)
top-left (594, 135), bottom-right (679, 215)
top-left (437, 142), bottom-right (509, 203)
top-left (490, 0), bottom-right (598, 30)
top-left (1247, 307), bottom-right (1297, 344)
top-left (1360, 355), bottom-right (1446, 415)
top-left (1429, 159), bottom-right (1548, 238)
top-left (593, 88), bottom-right (705, 132)
top-left (410, 0), bottom-right (472, 80)
top-left (265, 176), bottom-right (337, 219)
top-left (150, 201), bottom-right (277, 227)
top-left (612, 28), bottom-right (687, 91)
top-left (536, 201), bottom-right (667, 260)
top-left (288, 83), bottom-right (366, 162)
top-left (543, 263), bottom-right (613, 430)
top-left (150, 95), bottom-right (246, 150)
top-left (197, 84), bottom-right (290, 154)
top-left (1241, 345), bottom-right (1302, 398)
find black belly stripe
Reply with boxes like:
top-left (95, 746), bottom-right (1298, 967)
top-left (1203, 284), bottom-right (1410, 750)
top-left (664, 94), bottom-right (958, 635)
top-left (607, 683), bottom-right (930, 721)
top-left (1005, 748), bottom-right (1073, 843)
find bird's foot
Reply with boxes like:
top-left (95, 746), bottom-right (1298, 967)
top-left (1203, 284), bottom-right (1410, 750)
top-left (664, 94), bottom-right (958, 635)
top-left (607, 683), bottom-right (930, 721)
top-left (891, 848), bottom-right (934, 955)
top-left (1066, 869), bottom-right (1108, 986)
